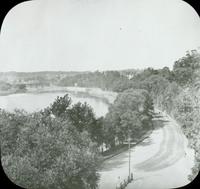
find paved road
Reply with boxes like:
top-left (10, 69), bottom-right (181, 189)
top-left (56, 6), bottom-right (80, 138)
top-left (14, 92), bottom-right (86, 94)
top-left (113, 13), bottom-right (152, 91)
top-left (98, 111), bottom-right (194, 189)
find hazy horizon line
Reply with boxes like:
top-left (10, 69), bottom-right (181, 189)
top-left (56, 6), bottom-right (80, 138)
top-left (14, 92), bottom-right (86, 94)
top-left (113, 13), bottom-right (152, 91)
top-left (0, 67), bottom-right (173, 73)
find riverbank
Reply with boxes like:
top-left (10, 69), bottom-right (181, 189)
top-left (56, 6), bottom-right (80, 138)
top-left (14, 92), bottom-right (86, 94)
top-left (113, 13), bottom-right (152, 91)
top-left (0, 86), bottom-right (117, 105)
top-left (0, 87), bottom-right (117, 118)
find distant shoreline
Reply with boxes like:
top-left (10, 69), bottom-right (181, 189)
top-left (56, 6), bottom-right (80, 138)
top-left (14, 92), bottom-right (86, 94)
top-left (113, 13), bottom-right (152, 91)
top-left (0, 86), bottom-right (117, 105)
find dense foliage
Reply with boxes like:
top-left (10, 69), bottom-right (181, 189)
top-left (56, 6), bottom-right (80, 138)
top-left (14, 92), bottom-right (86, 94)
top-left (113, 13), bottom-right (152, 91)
top-left (156, 51), bottom-right (200, 181)
top-left (127, 50), bottom-right (200, 181)
top-left (0, 95), bottom-right (101, 189)
top-left (103, 89), bottom-right (153, 148)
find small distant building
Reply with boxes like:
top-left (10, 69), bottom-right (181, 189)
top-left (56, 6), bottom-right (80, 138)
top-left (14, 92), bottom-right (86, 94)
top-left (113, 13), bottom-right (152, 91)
top-left (127, 74), bottom-right (133, 80)
top-left (138, 103), bottom-right (144, 112)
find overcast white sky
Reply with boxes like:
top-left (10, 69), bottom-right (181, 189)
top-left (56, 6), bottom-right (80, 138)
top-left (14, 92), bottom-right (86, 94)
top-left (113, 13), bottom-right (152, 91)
top-left (0, 0), bottom-right (200, 72)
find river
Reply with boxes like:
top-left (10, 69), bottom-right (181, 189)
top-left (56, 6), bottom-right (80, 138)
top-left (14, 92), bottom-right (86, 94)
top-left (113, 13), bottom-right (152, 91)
top-left (0, 87), bottom-right (116, 117)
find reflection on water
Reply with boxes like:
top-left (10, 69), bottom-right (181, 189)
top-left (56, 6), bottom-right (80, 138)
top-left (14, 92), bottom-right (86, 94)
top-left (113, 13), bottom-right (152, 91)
top-left (0, 92), bottom-right (109, 117)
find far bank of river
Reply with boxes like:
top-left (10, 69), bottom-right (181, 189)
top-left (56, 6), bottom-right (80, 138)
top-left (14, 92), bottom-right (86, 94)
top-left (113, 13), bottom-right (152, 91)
top-left (0, 87), bottom-right (117, 117)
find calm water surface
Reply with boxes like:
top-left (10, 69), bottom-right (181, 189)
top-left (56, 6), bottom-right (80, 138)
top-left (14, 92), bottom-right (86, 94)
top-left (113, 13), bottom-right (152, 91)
top-left (0, 92), bottom-right (109, 117)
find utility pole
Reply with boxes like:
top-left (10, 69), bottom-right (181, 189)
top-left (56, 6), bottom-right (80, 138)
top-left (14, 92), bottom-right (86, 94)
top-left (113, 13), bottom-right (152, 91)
top-left (128, 132), bottom-right (131, 178)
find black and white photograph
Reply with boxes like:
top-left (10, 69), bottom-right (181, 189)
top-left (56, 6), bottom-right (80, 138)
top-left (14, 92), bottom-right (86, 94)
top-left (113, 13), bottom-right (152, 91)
top-left (0, 0), bottom-right (200, 189)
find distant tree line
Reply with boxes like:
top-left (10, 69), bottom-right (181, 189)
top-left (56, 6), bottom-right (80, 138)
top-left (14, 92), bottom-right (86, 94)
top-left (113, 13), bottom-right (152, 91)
top-left (0, 70), bottom-right (141, 93)
top-left (0, 82), bottom-right (27, 94)
top-left (58, 70), bottom-right (137, 92)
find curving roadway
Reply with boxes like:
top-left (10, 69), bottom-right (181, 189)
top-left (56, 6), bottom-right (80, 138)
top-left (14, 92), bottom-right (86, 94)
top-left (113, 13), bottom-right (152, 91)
top-left (98, 110), bottom-right (195, 189)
